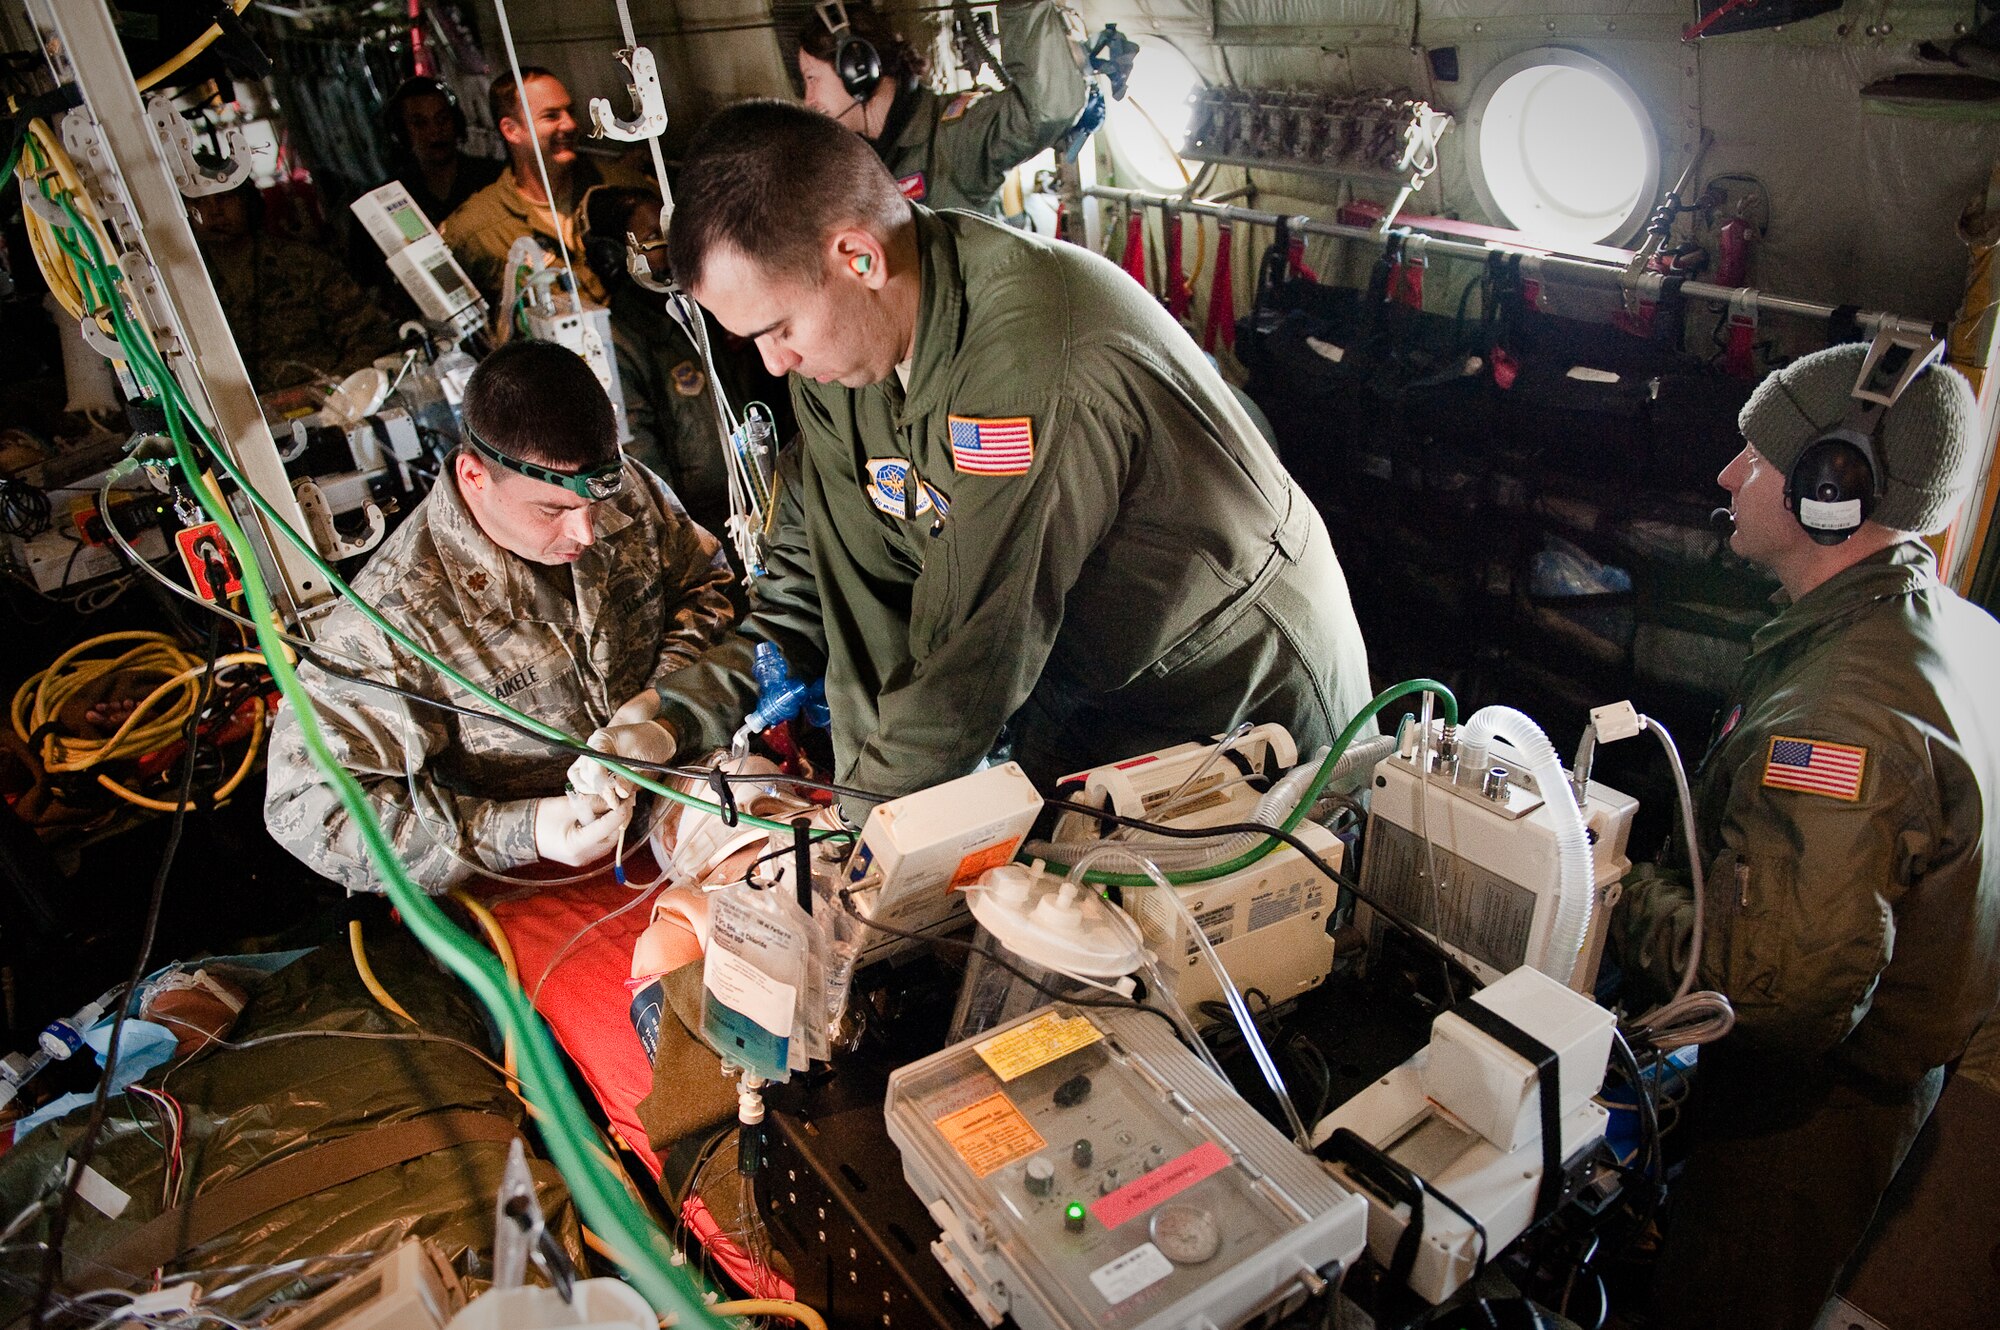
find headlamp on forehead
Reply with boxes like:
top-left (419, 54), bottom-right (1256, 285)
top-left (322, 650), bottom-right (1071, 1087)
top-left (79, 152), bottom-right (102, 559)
top-left (465, 422), bottom-right (625, 501)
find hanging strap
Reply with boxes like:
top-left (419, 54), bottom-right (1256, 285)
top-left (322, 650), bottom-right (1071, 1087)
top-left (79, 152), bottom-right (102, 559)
top-left (1203, 223), bottom-right (1236, 352)
top-left (1317, 1127), bottom-right (1490, 1305)
top-left (1286, 218), bottom-right (1319, 284)
top-left (78, 1110), bottom-right (522, 1290)
top-left (1165, 211), bottom-right (1191, 322)
top-left (1121, 208), bottom-right (1149, 293)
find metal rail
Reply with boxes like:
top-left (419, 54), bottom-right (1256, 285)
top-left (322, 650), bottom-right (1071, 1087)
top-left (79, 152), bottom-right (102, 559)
top-left (1086, 184), bottom-right (1943, 339)
top-left (22, 0), bottom-right (328, 616)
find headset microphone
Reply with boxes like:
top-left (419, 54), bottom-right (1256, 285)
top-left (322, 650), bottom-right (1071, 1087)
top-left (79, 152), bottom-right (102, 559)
top-left (1709, 506), bottom-right (1735, 532)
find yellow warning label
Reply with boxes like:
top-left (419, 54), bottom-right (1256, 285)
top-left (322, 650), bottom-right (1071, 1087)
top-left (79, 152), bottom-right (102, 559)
top-left (975, 1010), bottom-right (1103, 1082)
top-left (935, 1092), bottom-right (1046, 1177)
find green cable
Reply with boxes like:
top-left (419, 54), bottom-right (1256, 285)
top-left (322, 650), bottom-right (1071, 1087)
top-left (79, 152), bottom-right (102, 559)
top-left (1039, 678), bottom-right (1458, 888)
top-left (29, 150), bottom-right (719, 1325)
top-left (40, 164), bottom-right (831, 841)
top-left (39, 137), bottom-right (1455, 894)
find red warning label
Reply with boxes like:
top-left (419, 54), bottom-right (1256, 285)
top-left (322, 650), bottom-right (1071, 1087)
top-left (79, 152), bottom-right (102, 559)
top-left (1089, 1141), bottom-right (1231, 1230)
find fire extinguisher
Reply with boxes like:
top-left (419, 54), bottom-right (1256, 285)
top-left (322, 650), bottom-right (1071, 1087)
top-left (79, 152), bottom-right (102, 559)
top-left (1717, 212), bottom-right (1753, 290)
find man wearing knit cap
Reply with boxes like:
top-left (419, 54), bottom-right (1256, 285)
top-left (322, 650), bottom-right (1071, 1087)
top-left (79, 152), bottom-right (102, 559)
top-left (1617, 337), bottom-right (2000, 1330)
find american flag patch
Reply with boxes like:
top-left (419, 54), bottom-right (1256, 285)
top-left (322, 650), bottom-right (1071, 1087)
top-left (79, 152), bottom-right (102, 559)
top-left (1762, 736), bottom-right (1867, 801)
top-left (947, 415), bottom-right (1035, 476)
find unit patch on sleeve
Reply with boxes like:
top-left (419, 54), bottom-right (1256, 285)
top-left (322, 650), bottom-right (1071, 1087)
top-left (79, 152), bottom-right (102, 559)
top-left (941, 91), bottom-right (979, 121)
top-left (1762, 735), bottom-right (1867, 801)
top-left (897, 171), bottom-right (927, 202)
top-left (864, 458), bottom-right (950, 519)
top-left (669, 360), bottom-right (706, 397)
top-left (947, 415), bottom-right (1035, 476)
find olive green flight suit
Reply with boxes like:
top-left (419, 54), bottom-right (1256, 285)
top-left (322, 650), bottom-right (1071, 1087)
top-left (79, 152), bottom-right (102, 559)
top-left (440, 157), bottom-right (651, 316)
top-left (1617, 541), bottom-right (2000, 1330)
top-left (608, 281), bottom-right (742, 539)
top-left (655, 208), bottom-right (1374, 813)
top-left (872, 0), bottom-right (1085, 217)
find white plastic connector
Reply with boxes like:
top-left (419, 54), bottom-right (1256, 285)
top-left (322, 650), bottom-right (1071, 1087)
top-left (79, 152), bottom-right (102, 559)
top-left (1588, 700), bottom-right (1643, 744)
top-left (110, 1283), bottom-right (201, 1320)
top-left (736, 1073), bottom-right (766, 1126)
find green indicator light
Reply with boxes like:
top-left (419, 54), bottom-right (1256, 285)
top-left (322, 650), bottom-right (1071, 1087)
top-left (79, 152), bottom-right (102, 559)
top-left (1063, 1201), bottom-right (1088, 1233)
top-left (1066, 1203), bottom-right (1084, 1219)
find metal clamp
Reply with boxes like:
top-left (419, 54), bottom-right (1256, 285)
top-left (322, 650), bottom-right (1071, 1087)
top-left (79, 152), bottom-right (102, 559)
top-left (291, 476), bottom-right (385, 563)
top-left (588, 46), bottom-right (668, 142)
top-left (625, 231), bottom-right (676, 295)
top-left (144, 94), bottom-right (251, 198)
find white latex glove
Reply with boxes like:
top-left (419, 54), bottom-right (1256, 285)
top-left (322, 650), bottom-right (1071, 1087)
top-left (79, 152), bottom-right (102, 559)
top-left (533, 790), bottom-right (635, 867)
top-left (568, 691), bottom-right (676, 799)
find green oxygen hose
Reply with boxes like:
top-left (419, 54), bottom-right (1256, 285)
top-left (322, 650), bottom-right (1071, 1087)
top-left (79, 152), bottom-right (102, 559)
top-left (29, 144), bottom-right (720, 1325)
top-left (1037, 678), bottom-right (1457, 888)
top-left (45, 176), bottom-right (831, 840)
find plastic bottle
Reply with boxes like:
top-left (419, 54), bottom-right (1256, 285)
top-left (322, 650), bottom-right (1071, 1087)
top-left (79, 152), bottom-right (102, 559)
top-left (39, 985), bottom-right (122, 1061)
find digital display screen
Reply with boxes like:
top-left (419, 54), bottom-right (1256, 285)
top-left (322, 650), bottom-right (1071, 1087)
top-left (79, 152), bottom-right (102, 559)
top-left (425, 256), bottom-right (472, 305)
top-left (390, 202), bottom-right (428, 244)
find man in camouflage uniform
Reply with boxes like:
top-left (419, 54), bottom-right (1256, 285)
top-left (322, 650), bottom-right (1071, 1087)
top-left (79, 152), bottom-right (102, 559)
top-left (654, 103), bottom-right (1373, 815)
top-left (441, 67), bottom-right (649, 321)
top-left (1616, 341), bottom-right (2000, 1330)
top-left (264, 341), bottom-right (734, 893)
top-left (195, 180), bottom-right (399, 392)
top-left (797, 0), bottom-right (1084, 218)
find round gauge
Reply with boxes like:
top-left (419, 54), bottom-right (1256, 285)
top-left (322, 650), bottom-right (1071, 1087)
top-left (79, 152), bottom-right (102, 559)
top-left (1148, 1204), bottom-right (1221, 1265)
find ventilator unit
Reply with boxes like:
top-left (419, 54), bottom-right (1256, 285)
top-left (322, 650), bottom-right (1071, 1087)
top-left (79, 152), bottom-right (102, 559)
top-left (1359, 708), bottom-right (1636, 994)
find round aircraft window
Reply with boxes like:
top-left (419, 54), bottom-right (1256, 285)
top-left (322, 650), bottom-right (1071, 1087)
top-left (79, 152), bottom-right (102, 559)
top-left (1102, 38), bottom-right (1203, 193)
top-left (1466, 49), bottom-right (1659, 246)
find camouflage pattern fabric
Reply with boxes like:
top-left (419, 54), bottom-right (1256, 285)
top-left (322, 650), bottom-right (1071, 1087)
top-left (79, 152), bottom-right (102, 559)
top-left (264, 461), bottom-right (734, 892)
top-left (202, 232), bottom-right (401, 392)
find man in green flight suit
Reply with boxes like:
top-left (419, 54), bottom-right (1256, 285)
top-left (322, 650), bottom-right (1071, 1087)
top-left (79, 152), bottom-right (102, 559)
top-left (653, 100), bottom-right (1373, 812)
top-left (1614, 339), bottom-right (2000, 1330)
top-left (797, 0), bottom-right (1085, 219)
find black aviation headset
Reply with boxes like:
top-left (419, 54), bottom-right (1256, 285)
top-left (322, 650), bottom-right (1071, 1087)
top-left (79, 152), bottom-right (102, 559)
top-left (383, 75), bottom-right (469, 151)
top-left (816, 0), bottom-right (884, 102)
top-left (1779, 327), bottom-right (1947, 545)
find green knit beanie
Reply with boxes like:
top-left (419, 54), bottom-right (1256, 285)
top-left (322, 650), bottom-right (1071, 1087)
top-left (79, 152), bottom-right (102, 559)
top-left (1737, 343), bottom-right (1980, 535)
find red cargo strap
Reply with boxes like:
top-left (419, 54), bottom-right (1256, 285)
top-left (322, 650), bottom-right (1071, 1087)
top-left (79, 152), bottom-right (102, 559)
top-left (1121, 210), bottom-right (1149, 293)
top-left (1165, 212), bottom-right (1191, 321)
top-left (1203, 224), bottom-right (1235, 352)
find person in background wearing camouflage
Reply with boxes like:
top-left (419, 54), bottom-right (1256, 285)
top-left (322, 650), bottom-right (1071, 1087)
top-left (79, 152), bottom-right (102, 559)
top-left (1615, 343), bottom-right (2000, 1330)
top-left (264, 341), bottom-right (735, 893)
top-left (797, 0), bottom-right (1084, 219)
top-left (441, 68), bottom-right (649, 323)
top-left (652, 102), bottom-right (1373, 817)
top-left (193, 177), bottom-right (400, 393)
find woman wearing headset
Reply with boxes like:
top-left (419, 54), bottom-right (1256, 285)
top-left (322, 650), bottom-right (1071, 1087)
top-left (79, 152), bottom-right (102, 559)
top-left (796, 0), bottom-right (1085, 219)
